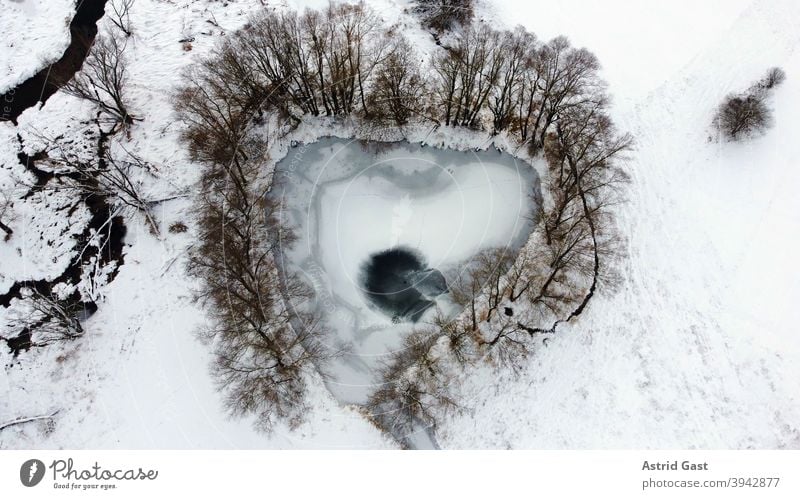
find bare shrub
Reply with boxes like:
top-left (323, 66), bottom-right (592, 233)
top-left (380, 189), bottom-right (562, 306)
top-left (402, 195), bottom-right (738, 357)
top-left (759, 67), bottom-right (787, 91)
top-left (713, 93), bottom-right (771, 141)
top-left (16, 288), bottom-right (85, 346)
top-left (713, 67), bottom-right (785, 141)
top-left (414, 0), bottom-right (474, 32)
top-left (168, 221), bottom-right (187, 234)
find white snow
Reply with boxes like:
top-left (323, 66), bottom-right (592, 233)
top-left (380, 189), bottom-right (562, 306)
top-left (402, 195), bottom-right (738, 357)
top-left (0, 117), bottom-right (94, 295)
top-left (1, 0), bottom-right (799, 450)
top-left (436, 0), bottom-right (800, 448)
top-left (478, 0), bottom-right (753, 103)
top-left (1, 0), bottom-right (398, 449)
top-left (0, 0), bottom-right (75, 94)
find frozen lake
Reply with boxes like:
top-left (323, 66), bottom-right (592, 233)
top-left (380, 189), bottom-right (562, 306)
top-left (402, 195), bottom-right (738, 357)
top-left (271, 138), bottom-right (541, 405)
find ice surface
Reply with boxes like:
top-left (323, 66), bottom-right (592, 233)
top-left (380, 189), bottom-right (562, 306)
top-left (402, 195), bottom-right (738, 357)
top-left (271, 138), bottom-right (540, 404)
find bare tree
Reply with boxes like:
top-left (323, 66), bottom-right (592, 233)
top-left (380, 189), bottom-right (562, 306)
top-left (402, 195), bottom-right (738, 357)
top-left (237, 9), bottom-right (320, 118)
top-left (523, 37), bottom-right (604, 152)
top-left (525, 100), bottom-right (631, 330)
top-left (222, 2), bottom-right (388, 120)
top-left (189, 163), bottom-right (329, 430)
top-left (175, 44), bottom-right (264, 167)
top-left (92, 147), bottom-right (159, 231)
top-left (431, 311), bottom-right (479, 366)
top-left (447, 256), bottom-right (485, 331)
top-left (488, 28), bottom-right (536, 134)
top-left (431, 41), bottom-right (462, 126)
top-left (63, 32), bottom-right (136, 125)
top-left (432, 29), bottom-right (605, 141)
top-left (173, 3), bottom-right (636, 430)
top-left (323, 1), bottom-right (388, 116)
top-left (444, 100), bottom-right (630, 353)
top-left (448, 247), bottom-right (516, 329)
top-left (433, 25), bottom-right (505, 128)
top-left (367, 329), bottom-right (457, 437)
top-left (367, 36), bottom-right (430, 126)
top-left (181, 90), bottom-right (328, 430)
top-left (108, 0), bottom-right (135, 37)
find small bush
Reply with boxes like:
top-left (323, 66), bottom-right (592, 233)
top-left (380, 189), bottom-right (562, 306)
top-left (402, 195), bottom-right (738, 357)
top-left (713, 93), bottom-right (771, 141)
top-left (414, 0), bottom-right (474, 32)
top-left (168, 221), bottom-right (188, 234)
top-left (760, 67), bottom-right (786, 91)
top-left (713, 67), bottom-right (785, 141)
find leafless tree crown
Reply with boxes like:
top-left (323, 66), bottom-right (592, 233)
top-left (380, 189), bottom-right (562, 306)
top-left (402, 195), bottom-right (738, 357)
top-left (414, 0), bottom-right (474, 32)
top-left (713, 67), bottom-right (786, 141)
top-left (63, 32), bottom-right (135, 125)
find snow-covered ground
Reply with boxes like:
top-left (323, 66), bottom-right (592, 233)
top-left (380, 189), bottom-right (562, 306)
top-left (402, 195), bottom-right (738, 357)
top-left (1, 0), bottom-right (400, 449)
top-left (437, 0), bottom-right (800, 448)
top-left (273, 137), bottom-right (538, 405)
top-left (1, 0), bottom-right (799, 450)
top-left (0, 0), bottom-right (75, 94)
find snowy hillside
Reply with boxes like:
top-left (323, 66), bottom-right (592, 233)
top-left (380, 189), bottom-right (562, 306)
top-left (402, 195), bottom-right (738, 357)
top-left (1, 0), bottom-right (798, 450)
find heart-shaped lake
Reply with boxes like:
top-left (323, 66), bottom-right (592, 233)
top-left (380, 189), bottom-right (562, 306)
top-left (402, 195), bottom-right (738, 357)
top-left (271, 137), bottom-right (541, 404)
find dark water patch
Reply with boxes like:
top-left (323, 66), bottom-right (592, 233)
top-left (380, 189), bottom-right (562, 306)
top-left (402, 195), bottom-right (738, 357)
top-left (6, 328), bottom-right (33, 357)
top-left (360, 247), bottom-right (447, 323)
top-left (0, 0), bottom-right (108, 123)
